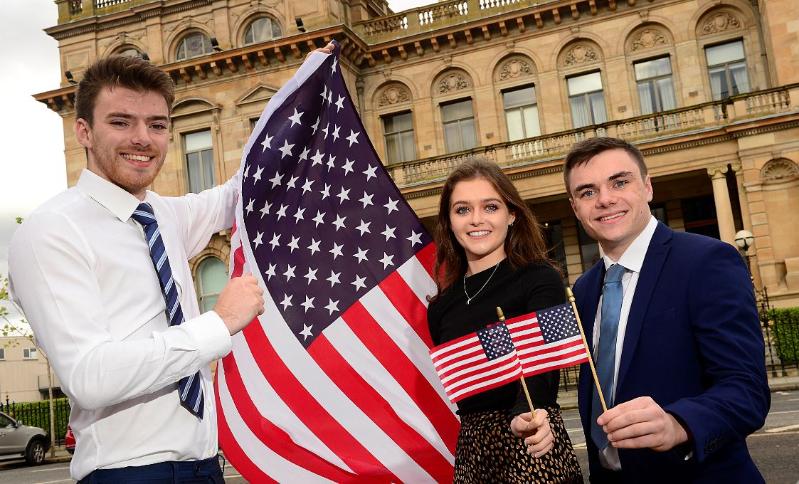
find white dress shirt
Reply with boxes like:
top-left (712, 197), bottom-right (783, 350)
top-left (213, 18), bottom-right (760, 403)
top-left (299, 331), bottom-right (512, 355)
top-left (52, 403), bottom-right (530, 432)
top-left (592, 215), bottom-right (658, 470)
top-left (9, 169), bottom-right (238, 480)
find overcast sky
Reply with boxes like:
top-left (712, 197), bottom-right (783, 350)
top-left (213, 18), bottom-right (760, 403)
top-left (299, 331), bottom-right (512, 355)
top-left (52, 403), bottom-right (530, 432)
top-left (0, 0), bottom-right (430, 324)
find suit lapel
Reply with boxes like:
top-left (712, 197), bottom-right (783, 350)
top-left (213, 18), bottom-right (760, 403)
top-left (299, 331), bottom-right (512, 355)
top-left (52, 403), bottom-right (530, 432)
top-left (616, 223), bottom-right (672, 390)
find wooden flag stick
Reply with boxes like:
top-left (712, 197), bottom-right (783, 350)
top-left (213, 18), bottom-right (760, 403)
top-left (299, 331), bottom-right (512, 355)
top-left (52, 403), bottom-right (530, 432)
top-left (496, 306), bottom-right (535, 414)
top-left (566, 287), bottom-right (609, 413)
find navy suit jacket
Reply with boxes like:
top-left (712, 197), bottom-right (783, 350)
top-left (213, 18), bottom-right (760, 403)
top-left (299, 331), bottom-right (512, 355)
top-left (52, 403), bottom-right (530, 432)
top-left (575, 222), bottom-right (770, 483)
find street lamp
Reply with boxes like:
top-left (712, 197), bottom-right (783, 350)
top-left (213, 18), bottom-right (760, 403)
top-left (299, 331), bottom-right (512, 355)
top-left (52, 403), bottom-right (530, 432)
top-left (734, 229), bottom-right (755, 253)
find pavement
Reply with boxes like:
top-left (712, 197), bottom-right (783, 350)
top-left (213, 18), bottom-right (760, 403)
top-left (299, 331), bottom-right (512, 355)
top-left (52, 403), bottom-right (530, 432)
top-left (37, 373), bottom-right (799, 466)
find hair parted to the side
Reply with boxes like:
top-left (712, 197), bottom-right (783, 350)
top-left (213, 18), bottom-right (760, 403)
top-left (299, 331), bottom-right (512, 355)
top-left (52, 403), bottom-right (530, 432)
top-left (431, 157), bottom-right (555, 300)
top-left (75, 55), bottom-right (175, 125)
top-left (563, 137), bottom-right (648, 192)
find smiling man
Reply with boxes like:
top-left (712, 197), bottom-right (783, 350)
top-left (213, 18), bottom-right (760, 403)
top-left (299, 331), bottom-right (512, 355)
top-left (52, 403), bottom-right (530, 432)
top-left (9, 56), bottom-right (265, 482)
top-left (565, 137), bottom-right (769, 483)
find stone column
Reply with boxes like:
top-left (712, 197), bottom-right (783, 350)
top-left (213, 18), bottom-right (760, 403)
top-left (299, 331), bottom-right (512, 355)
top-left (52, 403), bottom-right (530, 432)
top-left (732, 163), bottom-right (762, 288)
top-left (707, 165), bottom-right (736, 245)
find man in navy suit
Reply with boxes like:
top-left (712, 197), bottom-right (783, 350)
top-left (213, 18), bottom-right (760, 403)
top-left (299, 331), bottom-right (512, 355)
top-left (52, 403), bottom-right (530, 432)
top-left (565, 137), bottom-right (769, 483)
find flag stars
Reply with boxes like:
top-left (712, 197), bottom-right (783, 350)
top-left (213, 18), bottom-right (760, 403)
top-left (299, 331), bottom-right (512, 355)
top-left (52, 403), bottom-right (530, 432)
top-left (283, 264), bottom-right (296, 281)
top-left (363, 164), bottom-right (377, 181)
top-left (356, 219), bottom-right (371, 236)
top-left (381, 224), bottom-right (397, 241)
top-left (252, 231), bottom-right (263, 249)
top-left (312, 211), bottom-right (326, 227)
top-left (299, 146), bottom-right (310, 162)
top-left (279, 293), bottom-right (292, 311)
top-left (351, 275), bottom-right (367, 292)
top-left (259, 200), bottom-right (272, 219)
top-left (327, 155), bottom-right (336, 172)
top-left (329, 242), bottom-right (344, 259)
top-left (264, 263), bottom-right (276, 281)
top-left (321, 184), bottom-right (331, 200)
top-left (268, 233), bottom-right (281, 250)
top-left (384, 198), bottom-right (399, 214)
top-left (331, 57), bottom-right (338, 74)
top-left (299, 324), bottom-right (313, 341)
top-left (320, 85), bottom-right (328, 103)
top-left (268, 171), bottom-right (283, 188)
top-left (353, 247), bottom-right (369, 263)
top-left (244, 199), bottom-right (255, 215)
top-left (311, 150), bottom-right (325, 166)
top-left (301, 178), bottom-right (314, 194)
top-left (359, 191), bottom-right (373, 208)
top-left (260, 133), bottom-right (273, 152)
top-left (307, 238), bottom-right (321, 255)
top-left (286, 175), bottom-right (298, 190)
top-left (322, 123), bottom-right (329, 139)
top-left (380, 252), bottom-right (395, 269)
top-left (287, 236), bottom-right (301, 253)
top-left (332, 214), bottom-right (347, 231)
top-left (407, 231), bottom-right (423, 247)
top-left (275, 204), bottom-right (288, 221)
top-left (347, 130), bottom-right (360, 147)
top-left (326, 271), bottom-right (341, 287)
top-left (293, 207), bottom-right (305, 223)
top-left (342, 159), bottom-right (355, 176)
top-left (331, 124), bottom-right (340, 141)
top-left (300, 295), bottom-right (315, 313)
top-left (311, 117), bottom-right (320, 134)
top-left (325, 298), bottom-right (340, 315)
top-left (288, 107), bottom-right (304, 127)
top-left (253, 166), bottom-right (264, 183)
top-left (304, 267), bottom-right (318, 285)
top-left (334, 95), bottom-right (345, 112)
top-left (279, 139), bottom-right (295, 159)
top-left (336, 187), bottom-right (350, 204)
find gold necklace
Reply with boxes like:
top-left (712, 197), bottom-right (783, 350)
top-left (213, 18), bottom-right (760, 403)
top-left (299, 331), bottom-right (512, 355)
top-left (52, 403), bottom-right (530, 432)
top-left (463, 261), bottom-right (501, 305)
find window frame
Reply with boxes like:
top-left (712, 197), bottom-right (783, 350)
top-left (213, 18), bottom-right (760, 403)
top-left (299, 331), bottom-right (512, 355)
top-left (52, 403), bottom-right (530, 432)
top-left (704, 39), bottom-right (750, 100)
top-left (634, 55), bottom-right (677, 115)
top-left (566, 71), bottom-right (608, 128)
top-left (440, 98), bottom-right (478, 154)
top-left (23, 347), bottom-right (37, 360)
top-left (183, 129), bottom-right (216, 194)
top-left (196, 257), bottom-right (227, 313)
top-left (502, 84), bottom-right (541, 141)
top-left (381, 111), bottom-right (417, 164)
top-left (175, 31), bottom-right (212, 61)
top-left (243, 16), bottom-right (283, 45)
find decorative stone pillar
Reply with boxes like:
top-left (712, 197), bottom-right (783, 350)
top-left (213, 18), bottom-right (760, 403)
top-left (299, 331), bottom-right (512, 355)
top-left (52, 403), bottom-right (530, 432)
top-left (707, 165), bottom-right (736, 245)
top-left (732, 163), bottom-right (762, 288)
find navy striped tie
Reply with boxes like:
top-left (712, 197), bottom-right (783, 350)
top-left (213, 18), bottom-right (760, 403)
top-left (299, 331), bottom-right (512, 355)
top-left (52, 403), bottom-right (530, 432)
top-left (132, 202), bottom-right (204, 419)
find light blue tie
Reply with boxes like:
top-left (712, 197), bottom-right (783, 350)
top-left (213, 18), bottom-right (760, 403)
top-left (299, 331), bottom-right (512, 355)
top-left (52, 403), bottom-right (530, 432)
top-left (591, 263), bottom-right (626, 451)
top-left (132, 202), bottom-right (204, 419)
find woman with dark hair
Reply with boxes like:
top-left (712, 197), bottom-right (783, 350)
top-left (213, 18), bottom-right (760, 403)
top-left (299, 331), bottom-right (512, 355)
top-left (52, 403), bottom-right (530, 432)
top-left (428, 158), bottom-right (582, 482)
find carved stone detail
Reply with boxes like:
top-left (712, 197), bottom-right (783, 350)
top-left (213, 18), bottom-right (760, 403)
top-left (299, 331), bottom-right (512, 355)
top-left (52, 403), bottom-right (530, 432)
top-left (377, 83), bottom-right (411, 107)
top-left (761, 158), bottom-right (799, 183)
top-left (561, 43), bottom-right (600, 67)
top-left (437, 71), bottom-right (472, 94)
top-left (496, 55), bottom-right (535, 82)
top-left (700, 12), bottom-right (742, 36)
top-left (630, 28), bottom-right (668, 51)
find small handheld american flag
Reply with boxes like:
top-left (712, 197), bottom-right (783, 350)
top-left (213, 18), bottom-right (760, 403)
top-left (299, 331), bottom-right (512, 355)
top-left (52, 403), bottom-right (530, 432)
top-left (429, 322), bottom-right (524, 404)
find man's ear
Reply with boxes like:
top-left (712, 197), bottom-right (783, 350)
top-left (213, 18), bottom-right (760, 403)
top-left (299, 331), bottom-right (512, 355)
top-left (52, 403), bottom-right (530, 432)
top-left (75, 118), bottom-right (92, 149)
top-left (644, 175), bottom-right (654, 203)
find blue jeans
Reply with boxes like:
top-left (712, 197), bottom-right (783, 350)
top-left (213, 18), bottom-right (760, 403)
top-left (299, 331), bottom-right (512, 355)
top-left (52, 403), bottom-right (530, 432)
top-left (78, 455), bottom-right (224, 483)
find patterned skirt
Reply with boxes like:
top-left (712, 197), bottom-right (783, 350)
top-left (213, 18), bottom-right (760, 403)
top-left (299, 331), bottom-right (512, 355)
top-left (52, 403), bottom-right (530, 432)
top-left (454, 407), bottom-right (583, 483)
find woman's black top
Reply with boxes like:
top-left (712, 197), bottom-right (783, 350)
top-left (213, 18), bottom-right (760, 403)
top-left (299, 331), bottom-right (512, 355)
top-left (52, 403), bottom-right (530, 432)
top-left (427, 259), bottom-right (566, 416)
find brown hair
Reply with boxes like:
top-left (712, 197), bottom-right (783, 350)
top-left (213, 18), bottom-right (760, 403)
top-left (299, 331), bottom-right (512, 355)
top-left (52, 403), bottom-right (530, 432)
top-left (432, 158), bottom-right (554, 298)
top-left (563, 137), bottom-right (647, 192)
top-left (75, 55), bottom-right (175, 125)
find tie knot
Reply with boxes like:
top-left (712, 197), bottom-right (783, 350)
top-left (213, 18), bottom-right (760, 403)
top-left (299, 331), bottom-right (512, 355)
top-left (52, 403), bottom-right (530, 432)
top-left (131, 202), bottom-right (157, 227)
top-left (604, 263), bottom-right (626, 284)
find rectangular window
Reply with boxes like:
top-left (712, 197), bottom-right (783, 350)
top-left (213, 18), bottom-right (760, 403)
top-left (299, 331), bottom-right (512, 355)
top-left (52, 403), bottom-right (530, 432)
top-left (23, 347), bottom-right (37, 360)
top-left (382, 111), bottom-right (416, 164)
top-left (503, 85), bottom-right (541, 141)
top-left (635, 56), bottom-right (677, 114)
top-left (568, 72), bottom-right (607, 128)
top-left (441, 99), bottom-right (477, 153)
top-left (706, 40), bottom-right (750, 100)
top-left (0, 348), bottom-right (4, 360)
top-left (184, 130), bottom-right (215, 193)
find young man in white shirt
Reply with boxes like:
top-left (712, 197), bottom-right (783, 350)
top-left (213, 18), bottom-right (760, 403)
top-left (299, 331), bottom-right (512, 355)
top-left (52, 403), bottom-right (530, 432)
top-left (566, 137), bottom-right (769, 483)
top-left (9, 55), bottom-right (264, 482)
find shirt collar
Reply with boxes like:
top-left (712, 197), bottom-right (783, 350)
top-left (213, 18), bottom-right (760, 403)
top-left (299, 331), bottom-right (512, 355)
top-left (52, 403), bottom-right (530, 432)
top-left (76, 169), bottom-right (142, 222)
top-left (602, 215), bottom-right (658, 273)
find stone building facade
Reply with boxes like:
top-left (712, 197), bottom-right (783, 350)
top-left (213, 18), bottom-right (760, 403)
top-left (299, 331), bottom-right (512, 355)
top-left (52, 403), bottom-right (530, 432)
top-left (37, 0), bottom-right (799, 307)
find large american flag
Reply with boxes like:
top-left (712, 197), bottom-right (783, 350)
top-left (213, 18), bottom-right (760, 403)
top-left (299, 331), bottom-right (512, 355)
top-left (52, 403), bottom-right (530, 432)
top-left (215, 43), bottom-right (459, 482)
top-left (429, 323), bottom-right (524, 404)
top-left (505, 303), bottom-right (591, 376)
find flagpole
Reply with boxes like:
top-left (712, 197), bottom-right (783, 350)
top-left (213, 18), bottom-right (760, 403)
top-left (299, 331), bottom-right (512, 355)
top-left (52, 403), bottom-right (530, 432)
top-left (566, 287), bottom-right (608, 413)
top-left (496, 306), bottom-right (535, 414)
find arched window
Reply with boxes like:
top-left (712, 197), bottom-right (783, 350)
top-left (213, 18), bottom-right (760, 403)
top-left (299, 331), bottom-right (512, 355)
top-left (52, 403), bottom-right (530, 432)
top-left (197, 257), bottom-right (227, 313)
top-left (176, 32), bottom-right (212, 61)
top-left (244, 17), bottom-right (282, 45)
